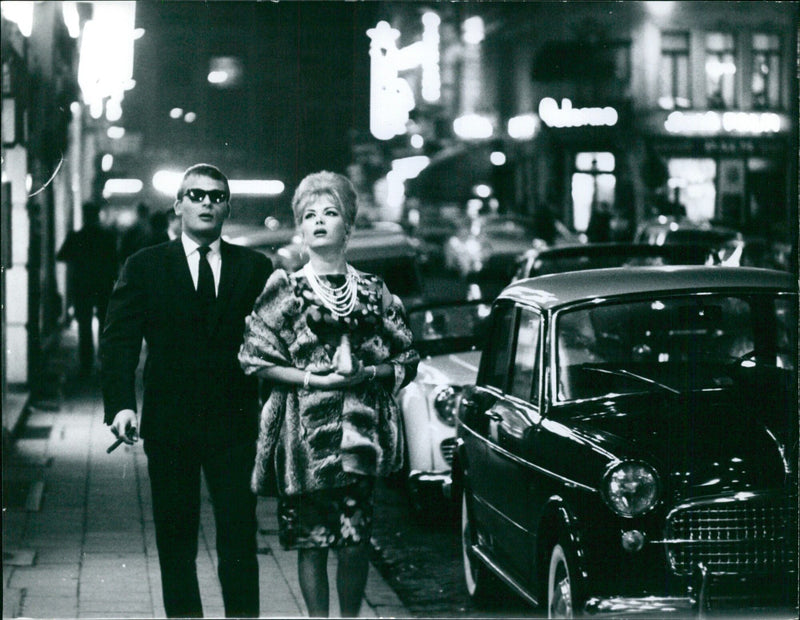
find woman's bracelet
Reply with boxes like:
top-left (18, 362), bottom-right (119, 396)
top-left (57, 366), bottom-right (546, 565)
top-left (368, 365), bottom-right (377, 381)
top-left (303, 369), bottom-right (312, 389)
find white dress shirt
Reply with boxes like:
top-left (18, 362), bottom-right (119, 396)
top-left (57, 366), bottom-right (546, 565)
top-left (181, 234), bottom-right (221, 295)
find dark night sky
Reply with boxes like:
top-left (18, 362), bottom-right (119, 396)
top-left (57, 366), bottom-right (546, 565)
top-left (120, 1), bottom-right (384, 218)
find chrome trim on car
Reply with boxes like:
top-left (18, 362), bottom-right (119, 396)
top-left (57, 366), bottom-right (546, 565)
top-left (583, 595), bottom-right (695, 616)
top-left (468, 543), bottom-right (540, 608)
top-left (662, 492), bottom-right (797, 577)
top-left (459, 422), bottom-right (598, 494)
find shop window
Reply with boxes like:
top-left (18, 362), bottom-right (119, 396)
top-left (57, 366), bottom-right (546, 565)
top-left (752, 33), bottom-right (781, 110)
top-left (705, 32), bottom-right (736, 109)
top-left (659, 32), bottom-right (690, 109)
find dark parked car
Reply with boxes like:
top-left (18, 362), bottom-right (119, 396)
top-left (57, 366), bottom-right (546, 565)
top-left (512, 242), bottom-right (714, 282)
top-left (455, 266), bottom-right (797, 617)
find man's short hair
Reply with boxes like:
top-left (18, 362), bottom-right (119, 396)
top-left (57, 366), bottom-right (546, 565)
top-left (177, 163), bottom-right (230, 200)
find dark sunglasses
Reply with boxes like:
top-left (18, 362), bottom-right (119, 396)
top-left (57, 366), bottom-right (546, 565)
top-left (183, 188), bottom-right (229, 204)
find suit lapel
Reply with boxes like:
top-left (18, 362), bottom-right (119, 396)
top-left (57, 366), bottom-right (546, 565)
top-left (165, 239), bottom-right (197, 301)
top-left (207, 241), bottom-right (245, 335)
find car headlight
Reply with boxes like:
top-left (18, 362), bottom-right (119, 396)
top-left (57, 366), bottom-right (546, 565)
top-left (432, 385), bottom-right (462, 426)
top-left (601, 461), bottom-right (659, 517)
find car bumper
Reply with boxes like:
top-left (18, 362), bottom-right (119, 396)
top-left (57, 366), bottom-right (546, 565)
top-left (408, 470), bottom-right (452, 499)
top-left (584, 565), bottom-right (797, 617)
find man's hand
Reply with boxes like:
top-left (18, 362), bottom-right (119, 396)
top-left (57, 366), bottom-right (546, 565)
top-left (109, 409), bottom-right (139, 446)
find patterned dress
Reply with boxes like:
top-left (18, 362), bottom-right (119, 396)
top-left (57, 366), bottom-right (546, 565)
top-left (238, 268), bottom-right (419, 549)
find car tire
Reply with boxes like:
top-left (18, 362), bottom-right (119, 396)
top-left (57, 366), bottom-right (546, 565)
top-left (547, 538), bottom-right (583, 618)
top-left (461, 486), bottom-right (499, 605)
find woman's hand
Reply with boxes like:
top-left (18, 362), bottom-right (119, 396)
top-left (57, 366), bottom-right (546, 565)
top-left (313, 362), bottom-right (372, 389)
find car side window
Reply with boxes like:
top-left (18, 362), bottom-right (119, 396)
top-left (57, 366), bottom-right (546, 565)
top-left (480, 302), bottom-right (517, 390)
top-left (510, 309), bottom-right (540, 402)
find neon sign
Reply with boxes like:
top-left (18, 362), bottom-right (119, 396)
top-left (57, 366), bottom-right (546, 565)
top-left (538, 98), bottom-right (618, 128)
top-left (367, 15), bottom-right (441, 141)
top-left (664, 111), bottom-right (783, 135)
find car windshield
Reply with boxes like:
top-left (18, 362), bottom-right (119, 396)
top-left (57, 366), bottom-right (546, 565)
top-left (555, 292), bottom-right (796, 401)
top-left (408, 302), bottom-right (492, 356)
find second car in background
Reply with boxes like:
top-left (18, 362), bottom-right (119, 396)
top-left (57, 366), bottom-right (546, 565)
top-left (395, 300), bottom-right (492, 517)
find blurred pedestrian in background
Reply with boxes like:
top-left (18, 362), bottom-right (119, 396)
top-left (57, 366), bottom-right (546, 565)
top-left (148, 209), bottom-right (172, 245)
top-left (238, 171), bottom-right (419, 618)
top-left (167, 210), bottom-right (182, 240)
top-left (102, 164), bottom-right (272, 618)
top-left (56, 201), bottom-right (118, 376)
top-left (118, 201), bottom-right (156, 264)
top-left (586, 201), bottom-right (612, 243)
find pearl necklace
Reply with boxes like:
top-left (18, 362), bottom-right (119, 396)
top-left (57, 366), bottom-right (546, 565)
top-left (303, 262), bottom-right (358, 319)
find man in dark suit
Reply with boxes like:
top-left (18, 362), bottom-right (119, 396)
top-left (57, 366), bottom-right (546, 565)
top-left (101, 163), bottom-right (271, 618)
top-left (57, 201), bottom-right (118, 375)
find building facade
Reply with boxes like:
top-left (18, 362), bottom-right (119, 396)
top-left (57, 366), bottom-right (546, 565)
top-left (388, 1), bottom-right (798, 249)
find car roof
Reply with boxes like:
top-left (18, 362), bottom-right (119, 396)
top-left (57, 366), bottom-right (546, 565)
top-left (499, 266), bottom-right (796, 310)
top-left (529, 242), bottom-right (712, 260)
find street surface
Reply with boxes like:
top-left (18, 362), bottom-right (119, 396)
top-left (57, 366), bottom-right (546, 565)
top-left (369, 479), bottom-right (534, 618)
top-left (366, 268), bottom-right (539, 617)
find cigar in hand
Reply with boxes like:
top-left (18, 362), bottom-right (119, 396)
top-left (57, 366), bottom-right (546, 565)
top-left (107, 436), bottom-right (125, 453)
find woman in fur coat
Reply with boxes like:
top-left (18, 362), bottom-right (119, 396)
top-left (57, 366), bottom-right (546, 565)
top-left (238, 171), bottom-right (419, 617)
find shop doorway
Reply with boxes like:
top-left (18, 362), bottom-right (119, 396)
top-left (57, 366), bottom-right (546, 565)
top-left (571, 152), bottom-right (615, 233)
top-left (747, 158), bottom-right (784, 237)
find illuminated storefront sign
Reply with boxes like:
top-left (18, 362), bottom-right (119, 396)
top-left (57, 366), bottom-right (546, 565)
top-left (664, 111), bottom-right (784, 135)
top-left (367, 14), bottom-right (441, 141)
top-left (538, 98), bottom-right (618, 128)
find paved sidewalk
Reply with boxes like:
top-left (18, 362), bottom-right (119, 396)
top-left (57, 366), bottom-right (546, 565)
top-left (2, 326), bottom-right (408, 619)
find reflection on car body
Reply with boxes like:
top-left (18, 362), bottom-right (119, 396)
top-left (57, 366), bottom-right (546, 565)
top-left (455, 266), bottom-right (797, 617)
top-left (395, 301), bottom-right (492, 515)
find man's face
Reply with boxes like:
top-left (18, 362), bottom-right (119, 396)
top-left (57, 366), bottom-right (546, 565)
top-left (174, 174), bottom-right (230, 242)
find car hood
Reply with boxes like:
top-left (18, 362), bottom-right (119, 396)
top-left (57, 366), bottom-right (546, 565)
top-left (566, 389), bottom-right (796, 502)
top-left (416, 350), bottom-right (481, 386)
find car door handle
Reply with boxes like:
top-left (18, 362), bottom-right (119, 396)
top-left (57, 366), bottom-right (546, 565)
top-left (486, 410), bottom-right (502, 422)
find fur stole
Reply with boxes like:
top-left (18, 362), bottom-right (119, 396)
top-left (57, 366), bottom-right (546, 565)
top-left (239, 269), bottom-right (419, 497)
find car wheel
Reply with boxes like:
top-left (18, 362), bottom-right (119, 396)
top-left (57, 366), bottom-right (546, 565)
top-left (461, 487), bottom-right (498, 604)
top-left (547, 539), bottom-right (582, 618)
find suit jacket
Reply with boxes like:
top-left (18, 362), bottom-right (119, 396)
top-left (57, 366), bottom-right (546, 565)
top-left (101, 239), bottom-right (272, 447)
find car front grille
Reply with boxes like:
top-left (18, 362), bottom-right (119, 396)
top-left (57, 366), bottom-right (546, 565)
top-left (664, 495), bottom-right (797, 577)
top-left (440, 438), bottom-right (456, 465)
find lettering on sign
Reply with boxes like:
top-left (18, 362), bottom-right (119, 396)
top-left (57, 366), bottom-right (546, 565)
top-left (367, 15), bottom-right (441, 141)
top-left (538, 98), bottom-right (618, 128)
top-left (664, 111), bottom-right (783, 135)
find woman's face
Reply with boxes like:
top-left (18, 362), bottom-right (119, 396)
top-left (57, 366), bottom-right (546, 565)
top-left (299, 195), bottom-right (348, 254)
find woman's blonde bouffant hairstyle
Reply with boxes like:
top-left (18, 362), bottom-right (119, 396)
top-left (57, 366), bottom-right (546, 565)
top-left (291, 171), bottom-right (358, 231)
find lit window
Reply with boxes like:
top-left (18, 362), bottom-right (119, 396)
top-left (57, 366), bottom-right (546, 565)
top-left (659, 32), bottom-right (691, 109)
top-left (705, 32), bottom-right (736, 110)
top-left (751, 33), bottom-right (781, 110)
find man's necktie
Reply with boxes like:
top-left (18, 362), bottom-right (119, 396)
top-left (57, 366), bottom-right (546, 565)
top-left (197, 245), bottom-right (215, 307)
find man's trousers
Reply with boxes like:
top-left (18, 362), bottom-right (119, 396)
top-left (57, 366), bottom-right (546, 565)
top-left (144, 439), bottom-right (259, 618)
